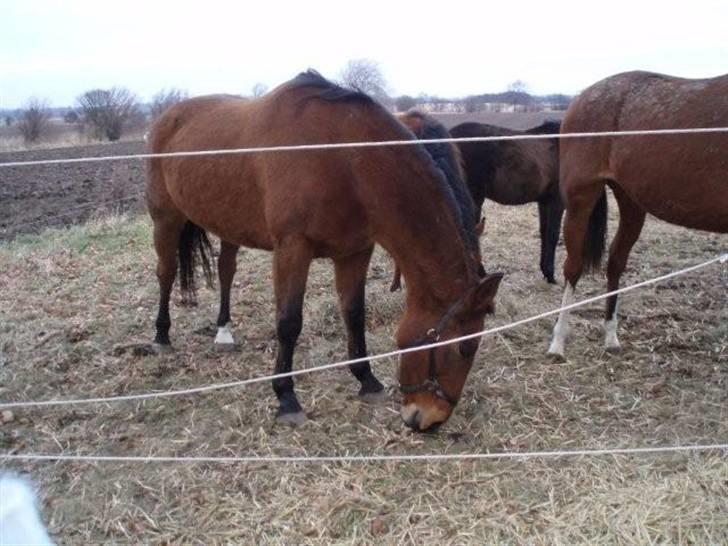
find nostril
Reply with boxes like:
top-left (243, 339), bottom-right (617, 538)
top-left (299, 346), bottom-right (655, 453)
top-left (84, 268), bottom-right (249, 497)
top-left (404, 409), bottom-right (421, 430)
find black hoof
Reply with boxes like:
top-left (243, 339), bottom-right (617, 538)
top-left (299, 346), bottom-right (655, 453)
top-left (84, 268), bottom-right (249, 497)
top-left (358, 375), bottom-right (385, 396)
top-left (359, 389), bottom-right (388, 404)
top-left (276, 410), bottom-right (307, 426)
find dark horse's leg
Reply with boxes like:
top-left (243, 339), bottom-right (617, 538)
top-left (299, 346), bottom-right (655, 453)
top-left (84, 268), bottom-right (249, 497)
top-left (538, 192), bottom-right (564, 284)
top-left (214, 241), bottom-right (239, 350)
top-left (152, 216), bottom-right (185, 351)
top-left (333, 247), bottom-right (385, 400)
top-left (603, 185), bottom-right (646, 352)
top-left (548, 181), bottom-right (607, 359)
top-left (390, 263), bottom-right (402, 292)
top-left (271, 236), bottom-right (313, 425)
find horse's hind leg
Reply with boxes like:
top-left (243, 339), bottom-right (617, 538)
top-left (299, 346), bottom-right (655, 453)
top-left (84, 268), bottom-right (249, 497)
top-left (333, 246), bottom-right (385, 402)
top-left (271, 237), bottom-right (313, 425)
top-left (538, 192), bottom-right (564, 284)
top-left (604, 185), bottom-right (645, 352)
top-left (547, 180), bottom-right (607, 359)
top-left (152, 215), bottom-right (186, 351)
top-left (214, 241), bottom-right (239, 351)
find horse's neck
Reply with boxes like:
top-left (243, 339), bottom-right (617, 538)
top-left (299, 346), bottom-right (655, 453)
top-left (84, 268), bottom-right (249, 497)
top-left (373, 161), bottom-right (475, 309)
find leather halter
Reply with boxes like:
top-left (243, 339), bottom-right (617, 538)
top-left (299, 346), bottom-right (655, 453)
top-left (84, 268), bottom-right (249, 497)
top-left (398, 304), bottom-right (464, 407)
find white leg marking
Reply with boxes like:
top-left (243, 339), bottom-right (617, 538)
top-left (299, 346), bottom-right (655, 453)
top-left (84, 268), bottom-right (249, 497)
top-left (604, 300), bottom-right (620, 351)
top-left (214, 323), bottom-right (235, 345)
top-left (548, 284), bottom-right (574, 358)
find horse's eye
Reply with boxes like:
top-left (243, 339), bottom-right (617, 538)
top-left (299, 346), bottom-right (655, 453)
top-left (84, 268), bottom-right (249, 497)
top-left (458, 339), bottom-right (479, 358)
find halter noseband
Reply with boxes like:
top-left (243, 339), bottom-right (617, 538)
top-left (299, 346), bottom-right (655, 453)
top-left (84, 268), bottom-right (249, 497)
top-left (398, 311), bottom-right (462, 407)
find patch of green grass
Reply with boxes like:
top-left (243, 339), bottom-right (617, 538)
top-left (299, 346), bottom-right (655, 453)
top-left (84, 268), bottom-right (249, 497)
top-left (1, 212), bottom-right (151, 255)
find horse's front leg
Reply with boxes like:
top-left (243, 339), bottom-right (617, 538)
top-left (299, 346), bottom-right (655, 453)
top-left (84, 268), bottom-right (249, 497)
top-left (538, 192), bottom-right (564, 284)
top-left (271, 237), bottom-right (314, 425)
top-left (334, 247), bottom-right (385, 401)
top-left (214, 241), bottom-right (239, 351)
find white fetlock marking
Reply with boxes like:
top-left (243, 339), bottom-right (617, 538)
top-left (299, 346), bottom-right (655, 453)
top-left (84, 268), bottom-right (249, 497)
top-left (604, 318), bottom-right (620, 350)
top-left (604, 301), bottom-right (620, 350)
top-left (214, 323), bottom-right (235, 345)
top-left (548, 284), bottom-right (574, 356)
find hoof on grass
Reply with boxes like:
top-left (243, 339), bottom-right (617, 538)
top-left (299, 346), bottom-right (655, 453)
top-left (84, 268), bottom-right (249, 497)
top-left (359, 389), bottom-right (388, 404)
top-left (213, 342), bottom-right (237, 353)
top-left (546, 350), bottom-right (566, 363)
top-left (153, 343), bottom-right (174, 355)
top-left (605, 344), bottom-right (622, 355)
top-left (276, 411), bottom-right (307, 427)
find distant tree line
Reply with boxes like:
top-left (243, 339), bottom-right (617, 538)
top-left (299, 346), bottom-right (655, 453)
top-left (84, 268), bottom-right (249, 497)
top-left (3, 87), bottom-right (190, 144)
top-left (4, 60), bottom-right (572, 145)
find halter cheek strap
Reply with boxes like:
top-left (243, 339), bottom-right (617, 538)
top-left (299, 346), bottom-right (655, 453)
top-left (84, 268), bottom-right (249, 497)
top-left (398, 327), bottom-right (460, 406)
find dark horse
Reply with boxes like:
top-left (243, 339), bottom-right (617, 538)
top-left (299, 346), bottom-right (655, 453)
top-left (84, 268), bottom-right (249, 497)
top-left (448, 121), bottom-right (563, 283)
top-left (147, 71), bottom-right (503, 431)
top-left (547, 70), bottom-right (728, 358)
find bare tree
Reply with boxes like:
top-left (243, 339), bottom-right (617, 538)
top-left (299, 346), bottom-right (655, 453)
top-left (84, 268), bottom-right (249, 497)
top-left (251, 83), bottom-right (269, 98)
top-left (506, 80), bottom-right (533, 111)
top-left (76, 87), bottom-right (140, 141)
top-left (150, 88), bottom-right (189, 121)
top-left (507, 80), bottom-right (529, 94)
top-left (339, 59), bottom-right (389, 102)
top-left (18, 98), bottom-right (52, 143)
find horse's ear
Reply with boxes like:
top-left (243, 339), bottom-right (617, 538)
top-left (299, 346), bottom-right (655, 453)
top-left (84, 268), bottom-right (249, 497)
top-left (475, 217), bottom-right (485, 236)
top-left (464, 272), bottom-right (504, 314)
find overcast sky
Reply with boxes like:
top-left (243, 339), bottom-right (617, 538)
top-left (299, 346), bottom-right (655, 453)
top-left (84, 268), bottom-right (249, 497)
top-left (2, 0), bottom-right (727, 109)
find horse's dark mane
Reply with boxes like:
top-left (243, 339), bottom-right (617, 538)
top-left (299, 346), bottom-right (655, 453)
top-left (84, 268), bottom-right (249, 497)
top-left (404, 111), bottom-right (479, 254)
top-left (286, 69), bottom-right (375, 104)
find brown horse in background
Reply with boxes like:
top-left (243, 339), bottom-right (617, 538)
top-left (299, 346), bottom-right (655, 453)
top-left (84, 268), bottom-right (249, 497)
top-left (147, 71), bottom-right (502, 431)
top-left (547, 70), bottom-right (728, 358)
top-left (449, 121), bottom-right (563, 283)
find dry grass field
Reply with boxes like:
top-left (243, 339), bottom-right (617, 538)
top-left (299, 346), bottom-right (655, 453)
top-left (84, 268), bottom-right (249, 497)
top-left (1, 183), bottom-right (726, 543)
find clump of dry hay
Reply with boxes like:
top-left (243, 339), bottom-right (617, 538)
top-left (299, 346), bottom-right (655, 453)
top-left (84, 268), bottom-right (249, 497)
top-left (0, 198), bottom-right (726, 544)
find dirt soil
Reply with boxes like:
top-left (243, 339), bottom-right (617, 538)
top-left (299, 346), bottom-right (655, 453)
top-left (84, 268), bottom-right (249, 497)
top-left (1, 141), bottom-right (147, 241)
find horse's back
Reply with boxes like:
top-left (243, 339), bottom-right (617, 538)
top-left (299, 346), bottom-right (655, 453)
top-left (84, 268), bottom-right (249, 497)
top-left (451, 122), bottom-right (557, 206)
top-left (145, 78), bottom-right (422, 255)
top-left (561, 71), bottom-right (728, 232)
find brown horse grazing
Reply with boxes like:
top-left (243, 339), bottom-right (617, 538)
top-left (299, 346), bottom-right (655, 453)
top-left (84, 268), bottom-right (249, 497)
top-left (389, 110), bottom-right (485, 292)
top-left (215, 110), bottom-right (483, 327)
top-left (146, 71), bottom-right (503, 431)
top-left (547, 70), bottom-right (728, 358)
top-left (448, 121), bottom-right (563, 283)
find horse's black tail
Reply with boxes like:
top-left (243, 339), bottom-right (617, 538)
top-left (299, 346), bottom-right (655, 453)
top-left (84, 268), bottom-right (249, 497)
top-left (582, 188), bottom-right (608, 272)
top-left (178, 221), bottom-right (214, 304)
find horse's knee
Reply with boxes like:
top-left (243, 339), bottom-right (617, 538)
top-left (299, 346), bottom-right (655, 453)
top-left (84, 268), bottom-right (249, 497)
top-left (343, 301), bottom-right (365, 332)
top-left (606, 255), bottom-right (628, 283)
top-left (276, 312), bottom-right (302, 343)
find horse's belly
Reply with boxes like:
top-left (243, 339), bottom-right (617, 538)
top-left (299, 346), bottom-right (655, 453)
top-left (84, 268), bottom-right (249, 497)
top-left (166, 167), bottom-right (273, 249)
top-left (613, 147), bottom-right (728, 233)
top-left (622, 177), bottom-right (728, 233)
